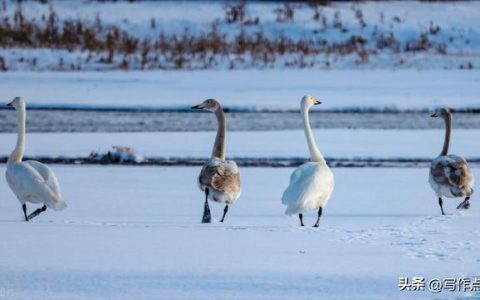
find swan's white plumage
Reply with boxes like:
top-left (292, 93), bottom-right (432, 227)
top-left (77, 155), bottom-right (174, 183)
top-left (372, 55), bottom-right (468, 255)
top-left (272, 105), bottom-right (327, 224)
top-left (5, 97), bottom-right (66, 213)
top-left (282, 162), bottom-right (334, 215)
top-left (6, 161), bottom-right (65, 210)
top-left (281, 95), bottom-right (335, 216)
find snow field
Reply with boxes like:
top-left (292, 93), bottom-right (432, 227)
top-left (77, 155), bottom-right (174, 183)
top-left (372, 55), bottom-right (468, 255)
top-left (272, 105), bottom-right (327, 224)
top-left (1, 70), bottom-right (480, 111)
top-left (0, 166), bottom-right (478, 299)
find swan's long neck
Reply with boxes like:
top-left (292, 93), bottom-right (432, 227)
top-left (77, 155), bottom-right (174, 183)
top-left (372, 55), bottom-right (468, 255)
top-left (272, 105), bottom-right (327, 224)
top-left (302, 106), bottom-right (325, 164)
top-left (441, 113), bottom-right (452, 156)
top-left (8, 105), bottom-right (26, 164)
top-left (211, 107), bottom-right (226, 160)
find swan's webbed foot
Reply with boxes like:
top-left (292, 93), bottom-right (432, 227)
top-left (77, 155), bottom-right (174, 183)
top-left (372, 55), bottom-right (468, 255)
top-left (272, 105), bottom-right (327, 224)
top-left (220, 205), bottom-right (229, 223)
top-left (201, 189), bottom-right (212, 223)
top-left (313, 207), bottom-right (323, 228)
top-left (299, 214), bottom-right (304, 227)
top-left (27, 205), bottom-right (47, 221)
top-left (438, 197), bottom-right (445, 215)
top-left (22, 204), bottom-right (28, 221)
top-left (456, 197), bottom-right (471, 210)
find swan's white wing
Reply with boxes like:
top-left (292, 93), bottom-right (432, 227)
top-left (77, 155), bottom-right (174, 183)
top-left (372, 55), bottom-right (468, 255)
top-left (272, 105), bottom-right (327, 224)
top-left (6, 163), bottom-right (42, 205)
top-left (6, 161), bottom-right (66, 210)
top-left (24, 160), bottom-right (63, 200)
top-left (282, 162), bottom-right (334, 215)
top-left (6, 162), bottom-right (54, 206)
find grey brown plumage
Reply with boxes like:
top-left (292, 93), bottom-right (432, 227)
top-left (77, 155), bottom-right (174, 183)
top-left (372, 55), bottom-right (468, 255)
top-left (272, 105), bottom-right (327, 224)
top-left (430, 155), bottom-right (474, 197)
top-left (198, 158), bottom-right (241, 204)
top-left (429, 108), bottom-right (474, 214)
top-left (192, 99), bottom-right (241, 222)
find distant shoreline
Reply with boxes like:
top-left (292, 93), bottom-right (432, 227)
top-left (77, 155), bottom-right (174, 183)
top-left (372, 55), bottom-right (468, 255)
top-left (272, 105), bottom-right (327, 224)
top-left (1, 156), bottom-right (479, 168)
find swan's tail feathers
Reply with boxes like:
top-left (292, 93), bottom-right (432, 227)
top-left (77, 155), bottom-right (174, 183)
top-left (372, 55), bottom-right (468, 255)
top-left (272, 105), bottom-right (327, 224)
top-left (43, 189), bottom-right (66, 210)
top-left (283, 190), bottom-right (307, 215)
top-left (282, 194), bottom-right (302, 216)
top-left (467, 188), bottom-right (474, 197)
top-left (53, 200), bottom-right (67, 211)
top-left (44, 191), bottom-right (66, 210)
top-left (284, 202), bottom-right (302, 216)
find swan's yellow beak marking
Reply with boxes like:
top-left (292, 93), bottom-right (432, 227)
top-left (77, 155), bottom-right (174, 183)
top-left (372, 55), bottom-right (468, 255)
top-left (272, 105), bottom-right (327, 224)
top-left (313, 99), bottom-right (322, 105)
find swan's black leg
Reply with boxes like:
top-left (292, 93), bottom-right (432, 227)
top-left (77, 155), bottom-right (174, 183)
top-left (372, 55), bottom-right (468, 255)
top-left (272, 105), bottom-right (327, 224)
top-left (313, 207), bottom-right (323, 227)
top-left (220, 205), bottom-right (229, 223)
top-left (22, 204), bottom-right (28, 221)
top-left (202, 188), bottom-right (212, 223)
top-left (438, 197), bottom-right (445, 215)
top-left (27, 205), bottom-right (47, 221)
top-left (456, 196), bottom-right (471, 210)
top-left (299, 214), bottom-right (304, 226)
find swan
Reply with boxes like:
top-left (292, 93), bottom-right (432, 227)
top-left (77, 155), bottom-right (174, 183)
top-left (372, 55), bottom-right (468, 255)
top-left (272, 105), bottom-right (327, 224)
top-left (5, 97), bottom-right (66, 221)
top-left (192, 99), bottom-right (241, 223)
top-left (429, 108), bottom-right (474, 215)
top-left (281, 95), bottom-right (334, 227)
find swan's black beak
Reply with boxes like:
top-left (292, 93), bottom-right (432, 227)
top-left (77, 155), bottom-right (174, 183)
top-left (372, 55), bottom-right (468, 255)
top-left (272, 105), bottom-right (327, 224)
top-left (191, 104), bottom-right (203, 110)
top-left (6, 101), bottom-right (13, 107)
top-left (431, 113), bottom-right (438, 118)
top-left (313, 99), bottom-right (322, 105)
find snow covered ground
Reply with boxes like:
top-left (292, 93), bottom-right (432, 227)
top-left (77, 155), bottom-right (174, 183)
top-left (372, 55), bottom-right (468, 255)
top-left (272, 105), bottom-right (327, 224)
top-left (0, 129), bottom-right (478, 161)
top-left (4, 0), bottom-right (479, 42)
top-left (1, 70), bottom-right (480, 111)
top-left (0, 166), bottom-right (478, 299)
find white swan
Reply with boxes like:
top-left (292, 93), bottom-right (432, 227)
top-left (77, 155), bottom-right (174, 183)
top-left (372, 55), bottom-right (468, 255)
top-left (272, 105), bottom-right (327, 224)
top-left (192, 99), bottom-right (241, 223)
top-left (429, 108), bottom-right (474, 215)
top-left (281, 95), bottom-right (334, 227)
top-left (5, 97), bottom-right (66, 221)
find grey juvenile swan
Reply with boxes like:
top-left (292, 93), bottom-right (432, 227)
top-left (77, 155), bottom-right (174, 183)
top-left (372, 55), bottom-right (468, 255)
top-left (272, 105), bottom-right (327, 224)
top-left (429, 108), bottom-right (474, 215)
top-left (192, 99), bottom-right (241, 223)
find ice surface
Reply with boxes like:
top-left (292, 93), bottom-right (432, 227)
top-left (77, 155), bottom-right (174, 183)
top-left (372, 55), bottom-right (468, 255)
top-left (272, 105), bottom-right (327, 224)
top-left (0, 70), bottom-right (479, 111)
top-left (0, 166), bottom-right (478, 299)
top-left (0, 129), bottom-right (478, 160)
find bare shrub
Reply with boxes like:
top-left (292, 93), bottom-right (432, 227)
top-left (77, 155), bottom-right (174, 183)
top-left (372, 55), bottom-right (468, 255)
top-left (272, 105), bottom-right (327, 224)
top-left (307, 0), bottom-right (331, 6)
top-left (429, 22), bottom-right (440, 35)
top-left (274, 2), bottom-right (294, 23)
top-left (0, 3), bottom-right (463, 70)
top-left (405, 33), bottom-right (430, 52)
top-left (0, 56), bottom-right (7, 71)
top-left (225, 1), bottom-right (246, 24)
top-left (355, 8), bottom-right (366, 28)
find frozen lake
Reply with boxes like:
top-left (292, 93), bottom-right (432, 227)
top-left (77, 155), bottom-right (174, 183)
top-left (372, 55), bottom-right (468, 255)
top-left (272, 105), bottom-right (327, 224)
top-left (0, 109), bottom-right (480, 133)
top-left (1, 70), bottom-right (479, 111)
top-left (1, 69), bottom-right (479, 133)
top-left (1, 110), bottom-right (480, 132)
top-left (0, 166), bottom-right (478, 299)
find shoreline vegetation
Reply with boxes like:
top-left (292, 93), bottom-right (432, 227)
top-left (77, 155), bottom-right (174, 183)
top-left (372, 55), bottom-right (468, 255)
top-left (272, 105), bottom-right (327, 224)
top-left (2, 154), bottom-right (479, 168)
top-left (0, 0), bottom-right (477, 71)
